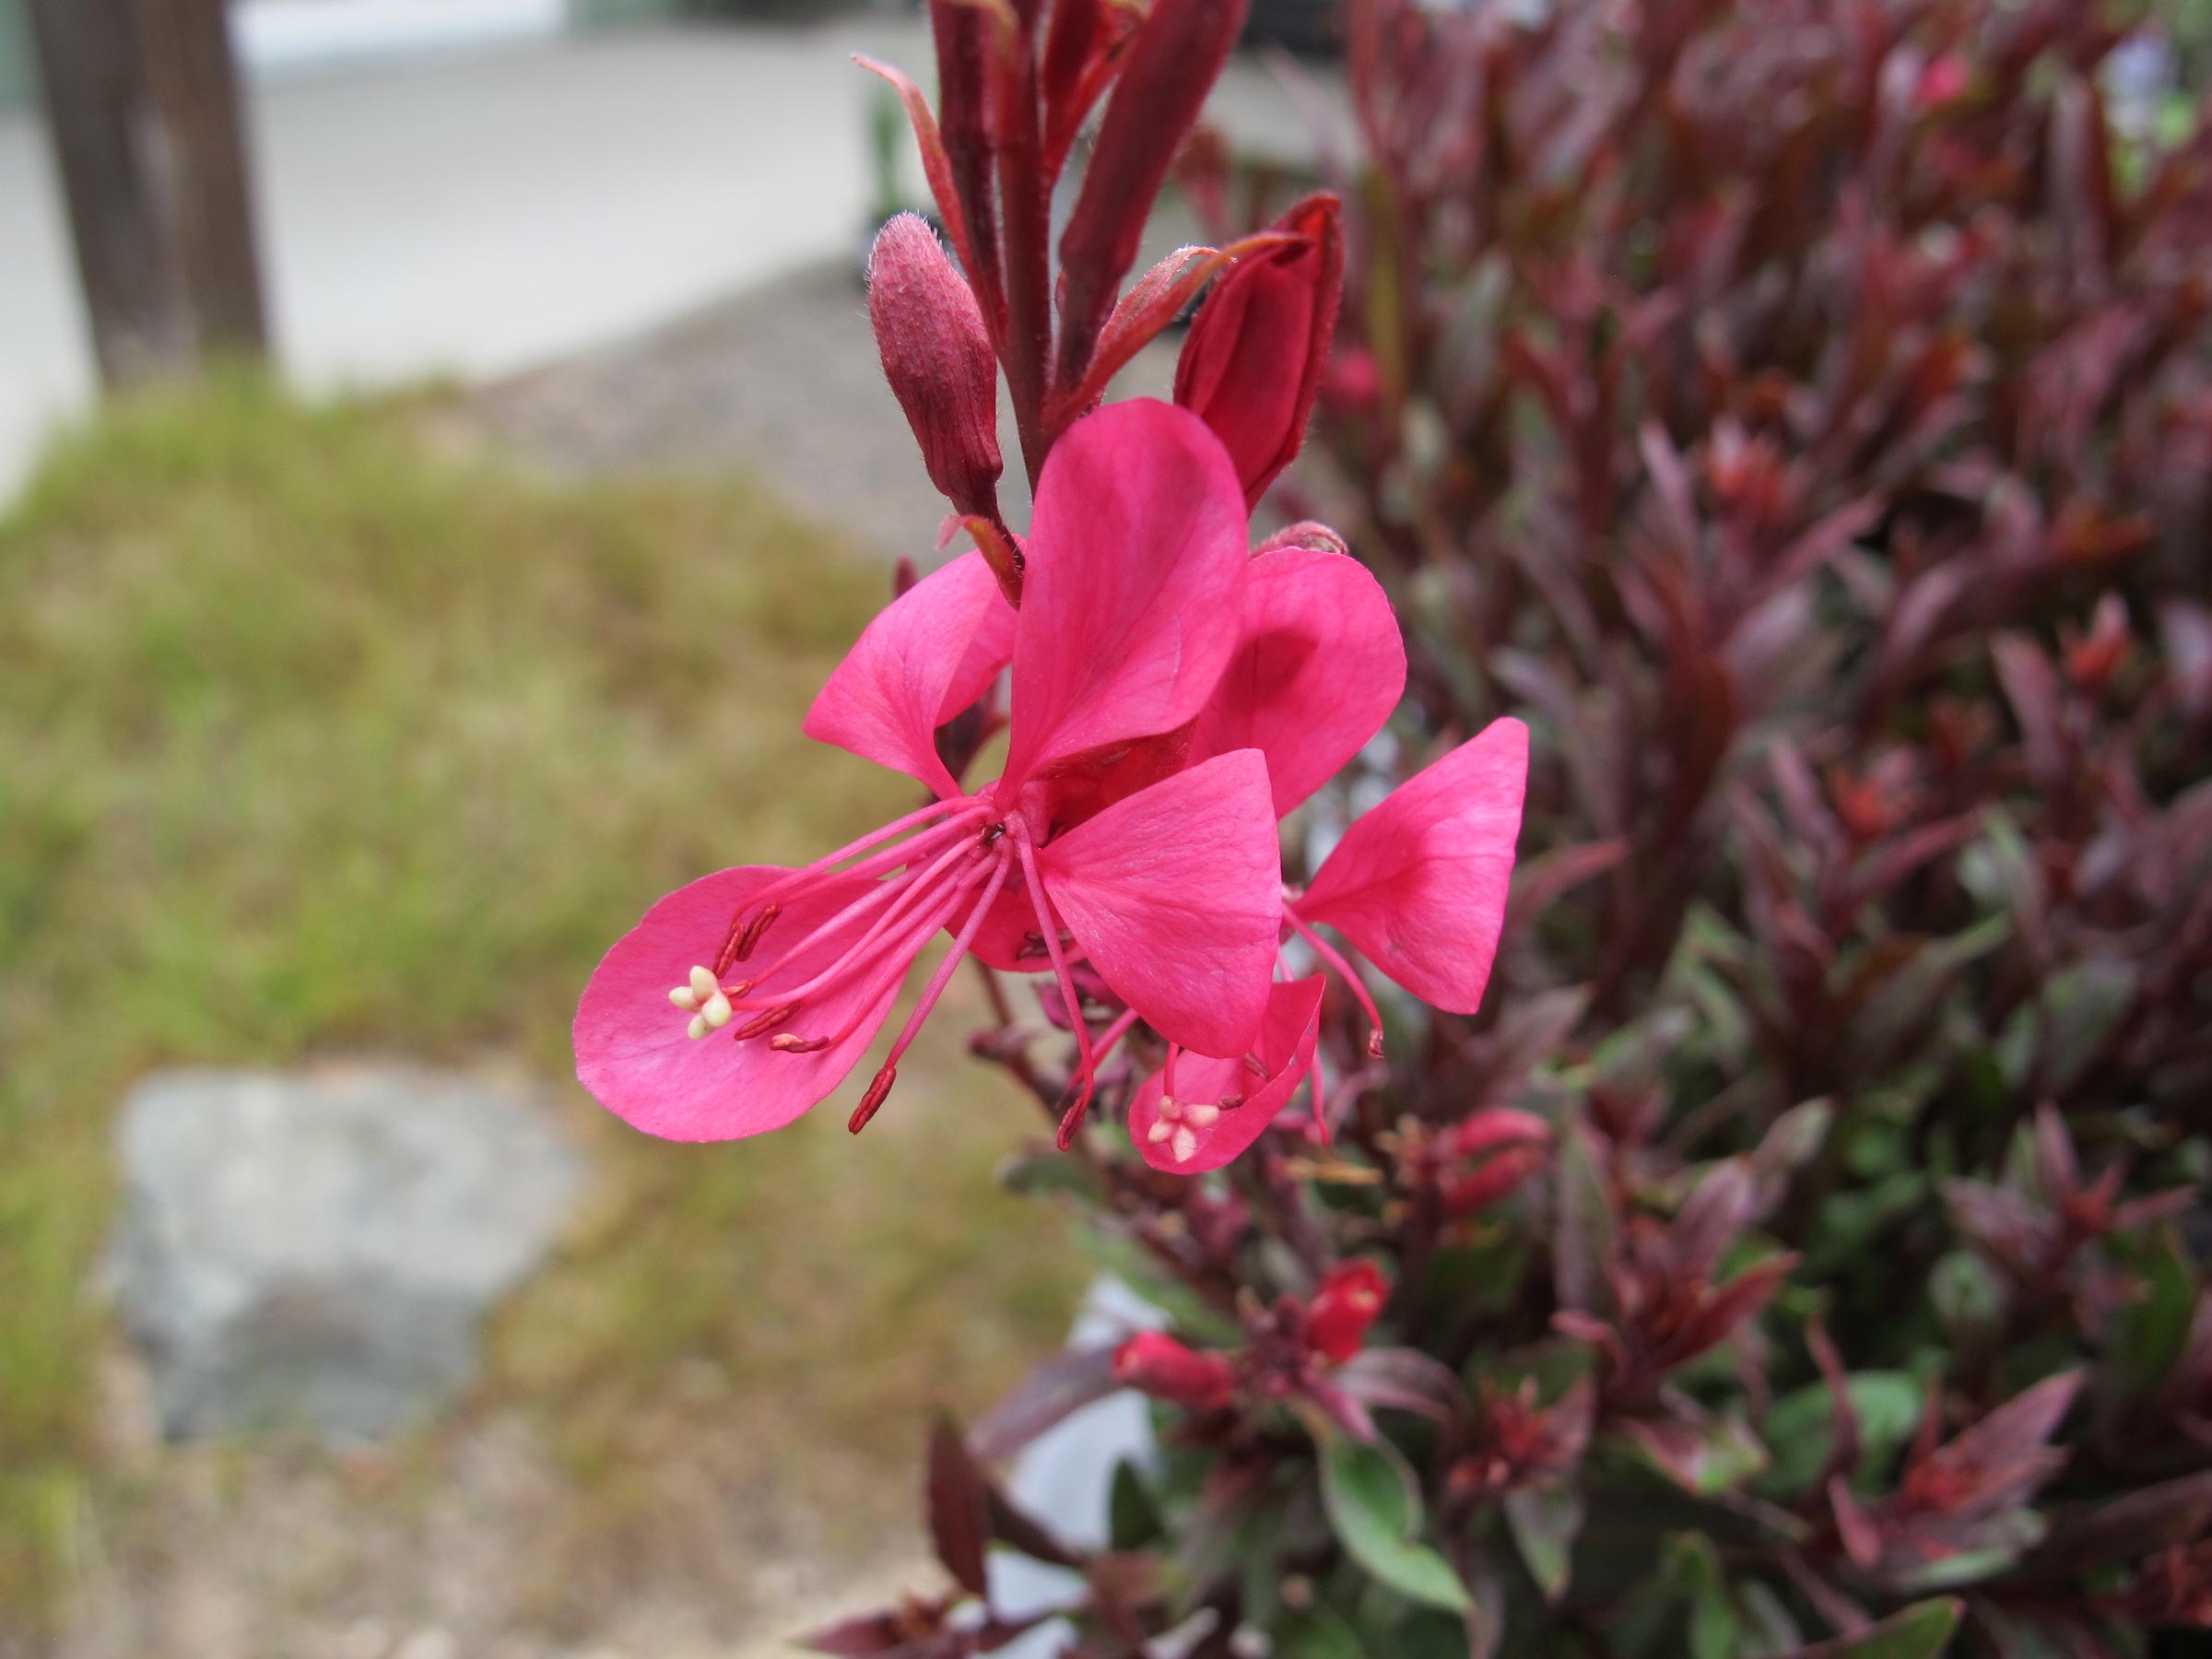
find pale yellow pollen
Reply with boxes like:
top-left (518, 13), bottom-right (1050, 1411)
top-left (674, 966), bottom-right (731, 1036)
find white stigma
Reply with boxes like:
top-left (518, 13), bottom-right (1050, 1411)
top-left (1150, 1095), bottom-right (1218, 1162)
top-left (673, 966), bottom-right (729, 1034)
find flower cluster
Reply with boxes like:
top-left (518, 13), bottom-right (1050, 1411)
top-left (571, 0), bottom-right (1526, 1182)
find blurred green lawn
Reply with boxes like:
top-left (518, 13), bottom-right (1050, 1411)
top-left (0, 375), bottom-right (1079, 1627)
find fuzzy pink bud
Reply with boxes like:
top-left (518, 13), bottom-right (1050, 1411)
top-left (868, 212), bottom-right (1004, 522)
top-left (1112, 1331), bottom-right (1238, 1409)
top-left (1173, 194), bottom-right (1345, 511)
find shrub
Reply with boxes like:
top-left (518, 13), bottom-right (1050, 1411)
top-left (800, 1), bottom-right (2212, 1653)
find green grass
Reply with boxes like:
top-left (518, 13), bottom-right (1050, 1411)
top-left (0, 373), bottom-right (1079, 1627)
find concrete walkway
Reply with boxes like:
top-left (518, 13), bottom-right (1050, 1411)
top-left (0, 18), bottom-right (921, 499)
top-left (0, 17), bottom-right (1341, 503)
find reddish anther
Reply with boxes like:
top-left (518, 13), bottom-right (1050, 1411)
top-left (731, 1003), bottom-right (800, 1041)
top-left (849, 1065), bottom-right (899, 1134)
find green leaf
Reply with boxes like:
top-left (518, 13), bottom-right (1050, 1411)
top-left (1276, 1608), bottom-right (1365, 1659)
top-left (1759, 1372), bottom-right (1923, 1497)
top-left (2112, 1232), bottom-right (2195, 1397)
top-left (1676, 1535), bottom-right (1743, 1659)
top-left (1503, 1478), bottom-right (1583, 1602)
top-left (1783, 1596), bottom-right (1961, 1658)
top-left (1108, 1458), bottom-right (1159, 1551)
top-left (1319, 1437), bottom-right (1475, 1614)
top-left (1622, 1412), bottom-right (1770, 1495)
top-left (1930, 1250), bottom-right (2006, 1347)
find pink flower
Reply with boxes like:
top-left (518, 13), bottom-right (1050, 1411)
top-left (1124, 696), bottom-right (1530, 1171)
top-left (573, 401), bottom-right (1282, 1142)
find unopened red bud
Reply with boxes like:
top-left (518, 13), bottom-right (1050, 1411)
top-left (1174, 193), bottom-right (1345, 510)
top-left (1304, 1258), bottom-right (1389, 1365)
top-left (868, 213), bottom-right (1004, 522)
top-left (1112, 1331), bottom-right (1237, 1409)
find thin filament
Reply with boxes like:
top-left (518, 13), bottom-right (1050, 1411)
top-left (1090, 1007), bottom-right (1141, 1069)
top-left (749, 799), bottom-right (989, 907)
top-left (1284, 910), bottom-right (1386, 1051)
top-left (740, 834), bottom-right (983, 1006)
top-left (812, 877), bottom-right (977, 1048)
top-left (878, 847), bottom-right (1014, 1074)
top-left (1014, 829), bottom-right (1097, 1147)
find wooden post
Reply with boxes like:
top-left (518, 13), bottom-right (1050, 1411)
top-left (27, 0), bottom-right (268, 387)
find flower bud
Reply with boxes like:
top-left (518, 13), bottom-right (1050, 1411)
top-left (1112, 1331), bottom-right (1237, 1409)
top-left (1173, 194), bottom-right (1345, 510)
top-left (1436, 1108), bottom-right (1552, 1218)
top-left (867, 212), bottom-right (1004, 522)
top-left (1303, 1259), bottom-right (1388, 1365)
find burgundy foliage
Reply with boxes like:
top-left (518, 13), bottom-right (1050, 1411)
top-left (818, 0), bottom-right (2212, 1654)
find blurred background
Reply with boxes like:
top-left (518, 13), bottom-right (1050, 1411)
top-left (0, 2), bottom-right (1336, 1653)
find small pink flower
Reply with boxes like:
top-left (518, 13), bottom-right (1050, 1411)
top-left (1120, 558), bottom-right (1526, 1171)
top-left (1303, 1259), bottom-right (1389, 1365)
top-left (1112, 1331), bottom-right (1238, 1410)
top-left (1127, 976), bottom-right (1326, 1172)
top-left (574, 401), bottom-right (1281, 1142)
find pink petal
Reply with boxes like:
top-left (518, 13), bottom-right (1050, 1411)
top-left (961, 863), bottom-right (1053, 973)
top-left (1127, 977), bottom-right (1324, 1173)
top-left (1002, 401), bottom-right (1249, 791)
top-left (941, 572), bottom-right (1018, 723)
top-left (1185, 547), bottom-right (1406, 817)
top-left (1295, 718), bottom-right (1529, 1016)
top-left (574, 865), bottom-right (902, 1141)
top-left (1038, 748), bottom-right (1281, 1056)
top-left (805, 550), bottom-right (1015, 798)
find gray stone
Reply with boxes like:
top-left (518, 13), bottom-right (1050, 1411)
top-left (111, 1065), bottom-right (583, 1444)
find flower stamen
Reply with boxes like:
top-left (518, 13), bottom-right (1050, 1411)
top-left (1284, 909), bottom-right (1387, 1059)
